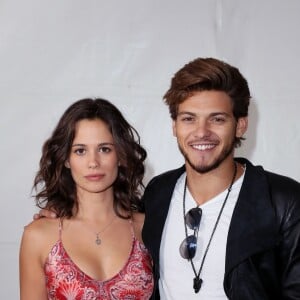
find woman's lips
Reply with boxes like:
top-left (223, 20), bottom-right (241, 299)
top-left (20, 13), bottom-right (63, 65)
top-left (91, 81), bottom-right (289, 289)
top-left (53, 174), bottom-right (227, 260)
top-left (84, 174), bottom-right (104, 181)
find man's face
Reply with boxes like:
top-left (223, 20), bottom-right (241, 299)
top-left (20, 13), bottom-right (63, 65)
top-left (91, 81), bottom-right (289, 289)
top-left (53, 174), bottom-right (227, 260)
top-left (173, 90), bottom-right (247, 174)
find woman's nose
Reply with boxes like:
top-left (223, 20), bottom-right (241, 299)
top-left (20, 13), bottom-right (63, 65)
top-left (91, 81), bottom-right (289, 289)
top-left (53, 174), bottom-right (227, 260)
top-left (88, 162), bottom-right (98, 169)
top-left (88, 153), bottom-right (99, 169)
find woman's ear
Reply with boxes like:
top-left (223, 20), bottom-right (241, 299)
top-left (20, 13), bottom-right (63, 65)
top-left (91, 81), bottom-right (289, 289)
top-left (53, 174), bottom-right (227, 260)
top-left (65, 161), bottom-right (70, 168)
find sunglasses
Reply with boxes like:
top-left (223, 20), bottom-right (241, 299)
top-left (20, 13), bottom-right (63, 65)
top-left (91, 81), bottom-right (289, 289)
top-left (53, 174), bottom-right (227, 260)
top-left (179, 207), bottom-right (202, 260)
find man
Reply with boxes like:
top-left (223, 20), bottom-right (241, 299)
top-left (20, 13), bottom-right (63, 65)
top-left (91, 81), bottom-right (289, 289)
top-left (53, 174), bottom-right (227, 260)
top-left (142, 58), bottom-right (300, 299)
top-left (36, 57), bottom-right (300, 299)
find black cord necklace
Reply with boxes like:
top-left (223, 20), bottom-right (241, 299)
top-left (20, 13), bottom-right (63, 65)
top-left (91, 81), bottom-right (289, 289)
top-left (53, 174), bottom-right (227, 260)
top-left (183, 162), bottom-right (237, 293)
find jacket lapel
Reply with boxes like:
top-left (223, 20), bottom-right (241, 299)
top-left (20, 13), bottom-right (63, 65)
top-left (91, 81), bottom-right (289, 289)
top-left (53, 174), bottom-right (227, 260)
top-left (225, 158), bottom-right (279, 276)
top-left (142, 166), bottom-right (185, 264)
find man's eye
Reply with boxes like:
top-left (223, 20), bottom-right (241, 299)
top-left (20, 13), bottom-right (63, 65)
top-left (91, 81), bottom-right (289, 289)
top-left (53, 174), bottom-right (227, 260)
top-left (181, 116), bottom-right (194, 122)
top-left (212, 117), bottom-right (225, 123)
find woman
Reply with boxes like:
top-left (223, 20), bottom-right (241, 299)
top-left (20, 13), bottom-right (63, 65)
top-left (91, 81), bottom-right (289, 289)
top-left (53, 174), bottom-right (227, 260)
top-left (19, 98), bottom-right (154, 299)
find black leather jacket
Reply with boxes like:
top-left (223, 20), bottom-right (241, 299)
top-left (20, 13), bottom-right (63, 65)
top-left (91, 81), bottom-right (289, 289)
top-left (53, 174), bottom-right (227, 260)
top-left (142, 158), bottom-right (300, 299)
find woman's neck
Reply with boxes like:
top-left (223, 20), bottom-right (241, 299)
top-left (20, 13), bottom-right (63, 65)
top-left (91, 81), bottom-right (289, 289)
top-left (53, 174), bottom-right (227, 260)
top-left (74, 189), bottom-right (116, 222)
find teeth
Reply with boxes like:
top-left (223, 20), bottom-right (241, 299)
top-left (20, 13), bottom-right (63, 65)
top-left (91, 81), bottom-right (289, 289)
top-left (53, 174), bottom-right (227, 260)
top-left (192, 144), bottom-right (215, 151)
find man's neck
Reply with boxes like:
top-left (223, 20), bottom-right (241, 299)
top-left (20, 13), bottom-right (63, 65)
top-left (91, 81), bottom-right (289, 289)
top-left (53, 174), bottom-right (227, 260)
top-left (185, 159), bottom-right (243, 206)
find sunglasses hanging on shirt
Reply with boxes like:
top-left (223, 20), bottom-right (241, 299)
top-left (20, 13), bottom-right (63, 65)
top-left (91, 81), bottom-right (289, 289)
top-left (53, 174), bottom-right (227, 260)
top-left (180, 162), bottom-right (237, 293)
top-left (179, 207), bottom-right (202, 259)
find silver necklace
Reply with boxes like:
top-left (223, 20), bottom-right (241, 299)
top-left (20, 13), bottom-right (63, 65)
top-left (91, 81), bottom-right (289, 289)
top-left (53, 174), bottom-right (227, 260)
top-left (91, 216), bottom-right (117, 245)
top-left (183, 162), bottom-right (237, 293)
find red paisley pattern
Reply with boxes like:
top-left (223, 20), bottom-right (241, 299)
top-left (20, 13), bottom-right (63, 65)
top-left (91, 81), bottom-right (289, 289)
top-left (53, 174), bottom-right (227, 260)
top-left (45, 237), bottom-right (154, 299)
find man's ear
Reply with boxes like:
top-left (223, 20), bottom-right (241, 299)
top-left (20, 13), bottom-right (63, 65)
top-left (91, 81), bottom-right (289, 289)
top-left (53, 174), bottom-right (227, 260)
top-left (236, 117), bottom-right (248, 138)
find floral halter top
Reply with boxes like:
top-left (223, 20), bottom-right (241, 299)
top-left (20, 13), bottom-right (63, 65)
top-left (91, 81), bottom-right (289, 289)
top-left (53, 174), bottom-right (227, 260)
top-left (44, 220), bottom-right (154, 299)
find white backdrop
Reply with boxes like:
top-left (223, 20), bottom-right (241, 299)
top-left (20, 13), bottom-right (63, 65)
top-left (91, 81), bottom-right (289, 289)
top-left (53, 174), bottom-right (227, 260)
top-left (1, 1), bottom-right (300, 297)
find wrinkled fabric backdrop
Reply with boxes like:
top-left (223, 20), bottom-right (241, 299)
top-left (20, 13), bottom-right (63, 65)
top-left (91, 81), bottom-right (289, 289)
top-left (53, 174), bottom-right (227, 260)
top-left (1, 1), bottom-right (299, 298)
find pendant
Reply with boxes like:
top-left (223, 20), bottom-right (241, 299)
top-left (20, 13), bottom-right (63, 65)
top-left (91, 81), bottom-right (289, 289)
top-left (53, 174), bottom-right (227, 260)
top-left (193, 276), bottom-right (202, 293)
top-left (95, 233), bottom-right (101, 245)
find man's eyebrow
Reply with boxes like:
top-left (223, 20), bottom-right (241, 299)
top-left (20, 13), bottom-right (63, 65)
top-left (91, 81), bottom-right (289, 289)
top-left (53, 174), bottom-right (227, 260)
top-left (177, 111), bottom-right (231, 117)
top-left (209, 112), bottom-right (231, 117)
top-left (177, 111), bottom-right (197, 116)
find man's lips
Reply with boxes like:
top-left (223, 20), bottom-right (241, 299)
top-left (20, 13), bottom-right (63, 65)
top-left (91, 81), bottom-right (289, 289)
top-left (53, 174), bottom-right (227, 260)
top-left (191, 144), bottom-right (216, 151)
top-left (189, 140), bottom-right (219, 151)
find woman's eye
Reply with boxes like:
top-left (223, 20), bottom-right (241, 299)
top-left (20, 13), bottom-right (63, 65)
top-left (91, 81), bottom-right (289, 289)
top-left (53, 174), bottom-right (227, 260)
top-left (74, 148), bottom-right (86, 155)
top-left (99, 147), bottom-right (111, 153)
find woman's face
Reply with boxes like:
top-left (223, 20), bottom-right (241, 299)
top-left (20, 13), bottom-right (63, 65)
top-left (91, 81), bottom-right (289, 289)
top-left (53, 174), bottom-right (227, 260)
top-left (66, 118), bottom-right (119, 197)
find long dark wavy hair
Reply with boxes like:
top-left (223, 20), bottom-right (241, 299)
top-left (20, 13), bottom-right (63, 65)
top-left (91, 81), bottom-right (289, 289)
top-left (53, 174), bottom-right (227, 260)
top-left (33, 98), bottom-right (147, 218)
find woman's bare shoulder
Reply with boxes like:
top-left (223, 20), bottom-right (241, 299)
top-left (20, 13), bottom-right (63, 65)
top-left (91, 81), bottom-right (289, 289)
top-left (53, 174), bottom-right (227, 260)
top-left (24, 217), bottom-right (59, 231)
top-left (21, 218), bottom-right (61, 263)
top-left (22, 218), bottom-right (60, 243)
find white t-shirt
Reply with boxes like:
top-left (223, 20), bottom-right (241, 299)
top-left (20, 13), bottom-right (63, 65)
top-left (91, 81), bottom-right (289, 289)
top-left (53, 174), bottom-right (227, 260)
top-left (159, 172), bottom-right (244, 299)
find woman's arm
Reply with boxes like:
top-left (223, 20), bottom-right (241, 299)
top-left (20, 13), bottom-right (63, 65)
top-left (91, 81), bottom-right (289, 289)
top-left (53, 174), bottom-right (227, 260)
top-left (19, 223), bottom-right (48, 300)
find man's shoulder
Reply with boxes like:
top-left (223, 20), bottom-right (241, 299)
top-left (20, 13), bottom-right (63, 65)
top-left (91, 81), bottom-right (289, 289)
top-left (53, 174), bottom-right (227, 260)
top-left (267, 171), bottom-right (300, 230)
top-left (239, 157), bottom-right (300, 230)
top-left (255, 165), bottom-right (300, 226)
top-left (146, 165), bottom-right (185, 188)
top-left (239, 156), bottom-right (300, 203)
top-left (264, 170), bottom-right (300, 213)
top-left (264, 169), bottom-right (300, 189)
top-left (142, 166), bottom-right (185, 203)
top-left (238, 157), bottom-right (300, 190)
